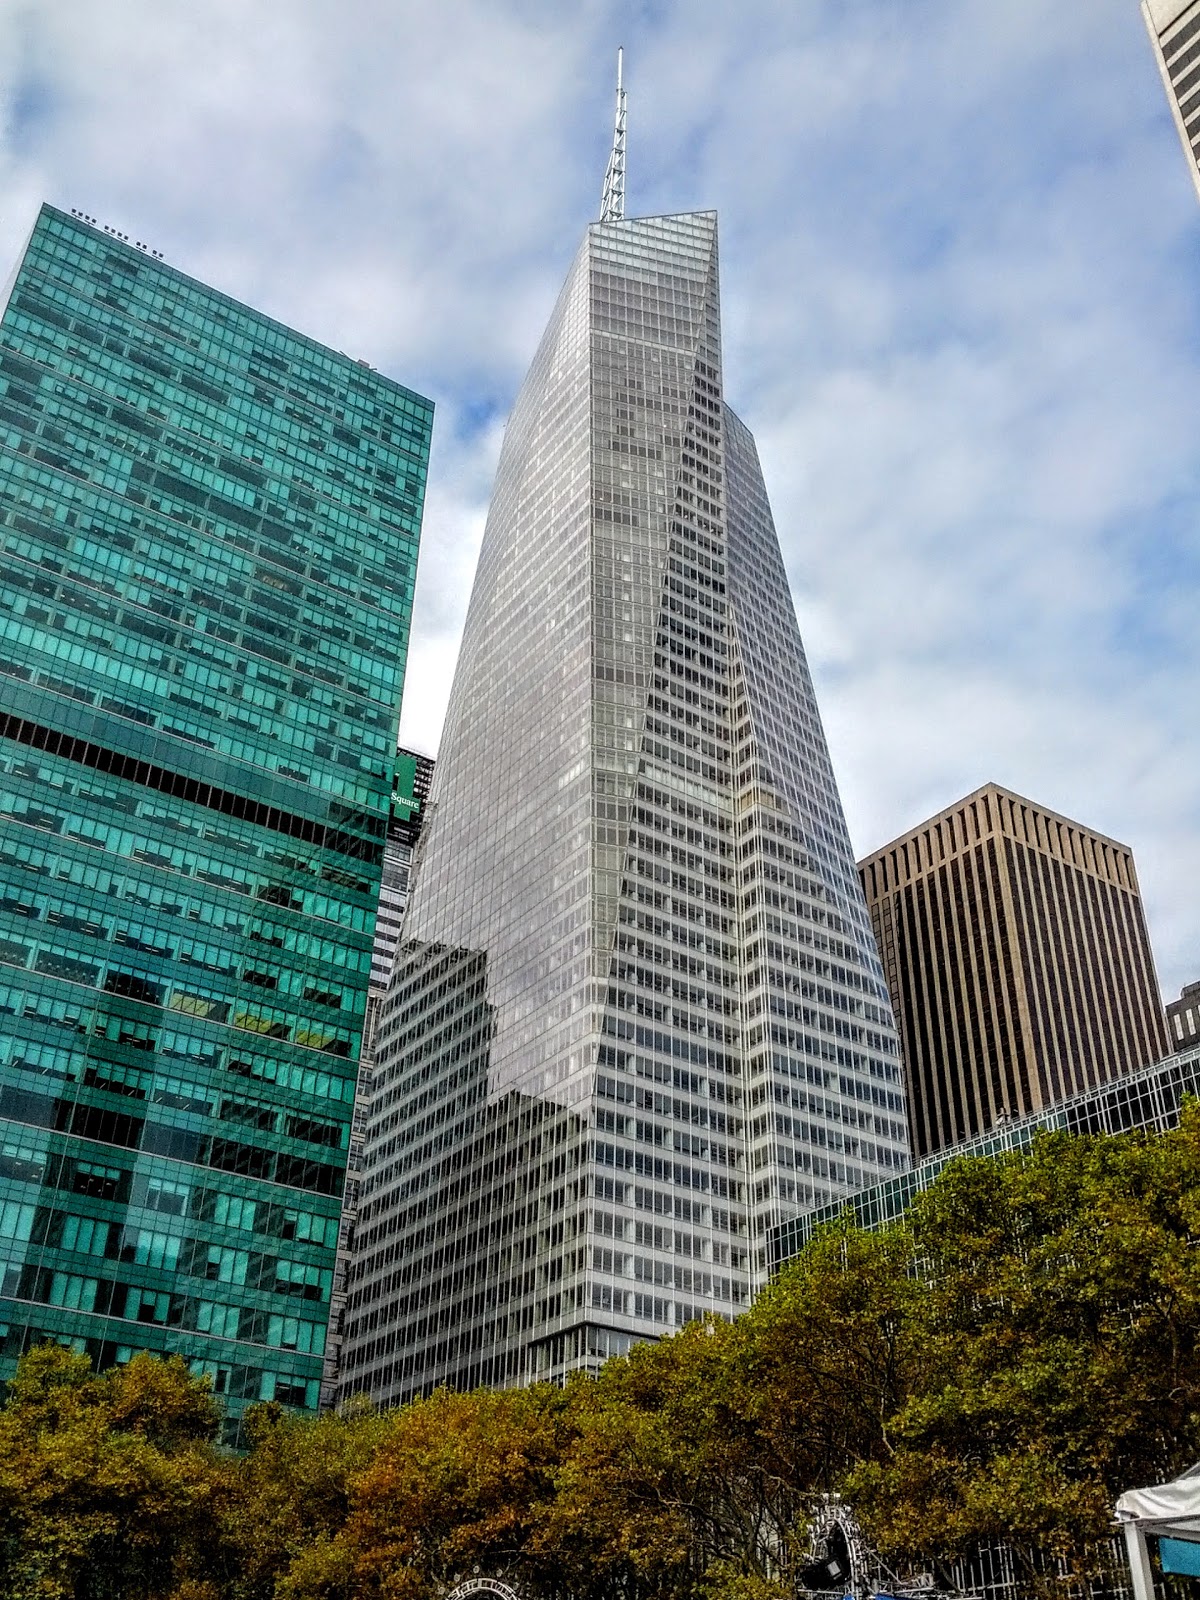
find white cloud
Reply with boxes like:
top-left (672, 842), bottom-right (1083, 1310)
top-left (0, 0), bottom-right (1197, 998)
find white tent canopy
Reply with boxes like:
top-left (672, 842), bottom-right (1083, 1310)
top-left (1116, 1463), bottom-right (1200, 1600)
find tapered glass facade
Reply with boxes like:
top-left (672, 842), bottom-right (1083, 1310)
top-left (0, 204), bottom-right (431, 1424)
top-left (341, 211), bottom-right (907, 1406)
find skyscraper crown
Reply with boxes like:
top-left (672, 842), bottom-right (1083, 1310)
top-left (600, 48), bottom-right (628, 223)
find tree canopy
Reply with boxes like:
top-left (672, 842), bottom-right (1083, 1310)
top-left (3, 1108), bottom-right (1199, 1599)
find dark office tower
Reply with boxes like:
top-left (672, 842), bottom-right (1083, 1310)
top-left (1143, 0), bottom-right (1200, 201)
top-left (322, 747), bottom-right (433, 1400)
top-left (858, 783), bottom-right (1171, 1161)
top-left (0, 205), bottom-right (431, 1426)
top-left (1167, 980), bottom-right (1200, 1052)
top-left (340, 206), bottom-right (907, 1407)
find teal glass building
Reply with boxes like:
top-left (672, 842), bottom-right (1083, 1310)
top-left (0, 204), bottom-right (431, 1423)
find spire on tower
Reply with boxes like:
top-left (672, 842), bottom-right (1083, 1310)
top-left (600, 48), bottom-right (627, 223)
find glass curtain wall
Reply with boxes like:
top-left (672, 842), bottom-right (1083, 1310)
top-left (0, 205), bottom-right (431, 1428)
top-left (341, 211), bottom-right (906, 1407)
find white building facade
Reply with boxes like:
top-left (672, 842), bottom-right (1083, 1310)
top-left (340, 211), bottom-right (908, 1405)
top-left (1143, 0), bottom-right (1200, 200)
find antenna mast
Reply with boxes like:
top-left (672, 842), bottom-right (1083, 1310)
top-left (600, 48), bottom-right (627, 223)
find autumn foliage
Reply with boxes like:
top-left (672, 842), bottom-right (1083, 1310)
top-left (5, 1109), bottom-right (1200, 1599)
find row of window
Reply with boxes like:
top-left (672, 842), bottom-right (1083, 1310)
top-left (2, 1039), bottom-right (346, 1146)
top-left (2, 1203), bottom-right (330, 1293)
top-left (0, 1138), bottom-right (337, 1245)
top-left (1, 1317), bottom-right (320, 1416)
top-left (0, 935), bottom-right (356, 1057)
top-left (1, 1267), bottom-right (326, 1353)
top-left (0, 1082), bottom-right (346, 1195)
top-left (0, 337), bottom-right (419, 580)
top-left (0, 879), bottom-right (366, 991)
top-left (34, 214), bottom-right (431, 426)
top-left (8, 308), bottom-right (426, 497)
top-left (0, 603), bottom-right (397, 773)
top-left (0, 500), bottom-right (413, 696)
top-left (2, 975), bottom-right (356, 1107)
top-left (8, 271), bottom-right (426, 496)
top-left (0, 782), bottom-right (377, 932)
top-left (1, 320), bottom-right (419, 561)
top-left (1, 557), bottom-right (401, 738)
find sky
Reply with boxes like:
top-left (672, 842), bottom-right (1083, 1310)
top-left (0, 0), bottom-right (1197, 999)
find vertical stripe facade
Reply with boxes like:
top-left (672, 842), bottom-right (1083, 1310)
top-left (859, 784), bottom-right (1169, 1160)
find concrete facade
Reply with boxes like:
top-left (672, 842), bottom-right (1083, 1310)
top-left (859, 782), bottom-right (1170, 1160)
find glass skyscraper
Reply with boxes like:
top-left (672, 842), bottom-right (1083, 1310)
top-left (0, 204), bottom-right (431, 1424)
top-left (340, 208), bottom-right (907, 1406)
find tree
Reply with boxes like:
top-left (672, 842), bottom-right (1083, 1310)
top-left (541, 1233), bottom-right (921, 1600)
top-left (262, 1386), bottom-right (569, 1600)
top-left (5, 1112), bottom-right (1199, 1597)
top-left (848, 1106), bottom-right (1200, 1571)
top-left (537, 1353), bottom-right (701, 1600)
top-left (0, 1345), bottom-right (222, 1600)
top-left (203, 1398), bottom-right (391, 1600)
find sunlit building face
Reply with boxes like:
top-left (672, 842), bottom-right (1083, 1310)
top-left (341, 209), bottom-right (907, 1406)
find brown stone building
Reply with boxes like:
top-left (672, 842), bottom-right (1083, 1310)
top-left (858, 783), bottom-right (1170, 1160)
top-left (1168, 980), bottom-right (1200, 1052)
